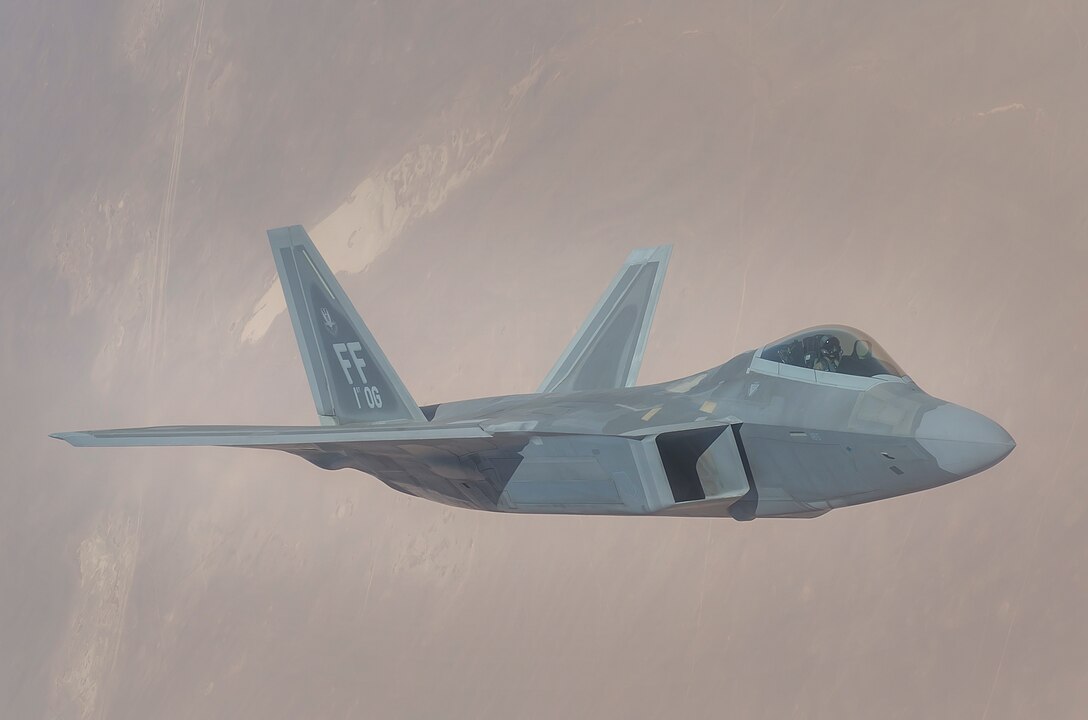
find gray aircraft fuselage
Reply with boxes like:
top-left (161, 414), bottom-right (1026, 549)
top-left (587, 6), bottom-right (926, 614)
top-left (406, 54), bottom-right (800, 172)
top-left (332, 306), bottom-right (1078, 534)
top-left (302, 349), bottom-right (1014, 520)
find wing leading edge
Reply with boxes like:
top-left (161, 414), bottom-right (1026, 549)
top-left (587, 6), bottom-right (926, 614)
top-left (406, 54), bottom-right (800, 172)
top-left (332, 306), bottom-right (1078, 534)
top-left (538, 245), bottom-right (671, 394)
top-left (50, 424), bottom-right (526, 510)
top-left (50, 424), bottom-right (489, 448)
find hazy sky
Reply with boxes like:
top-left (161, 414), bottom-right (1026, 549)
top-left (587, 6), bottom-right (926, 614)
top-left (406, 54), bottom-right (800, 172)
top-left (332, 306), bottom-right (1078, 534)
top-left (3, 2), bottom-right (1087, 718)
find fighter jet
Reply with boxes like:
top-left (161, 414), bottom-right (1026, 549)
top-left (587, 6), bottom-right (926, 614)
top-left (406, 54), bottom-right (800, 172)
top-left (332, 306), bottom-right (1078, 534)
top-left (52, 226), bottom-right (1015, 519)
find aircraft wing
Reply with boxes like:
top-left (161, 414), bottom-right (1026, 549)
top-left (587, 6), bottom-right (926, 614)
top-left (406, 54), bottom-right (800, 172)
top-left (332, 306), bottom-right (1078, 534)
top-left (51, 424), bottom-right (530, 508)
top-left (51, 424), bottom-right (493, 448)
top-left (538, 245), bottom-right (671, 394)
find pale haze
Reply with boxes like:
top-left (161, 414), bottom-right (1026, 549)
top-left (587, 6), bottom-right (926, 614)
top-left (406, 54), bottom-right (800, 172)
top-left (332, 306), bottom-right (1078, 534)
top-left (2, 2), bottom-right (1087, 718)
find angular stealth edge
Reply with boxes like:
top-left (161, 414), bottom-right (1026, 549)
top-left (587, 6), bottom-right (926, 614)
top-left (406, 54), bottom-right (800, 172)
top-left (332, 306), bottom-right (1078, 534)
top-left (914, 403), bottom-right (1016, 475)
top-left (537, 244), bottom-right (672, 394)
top-left (266, 225), bottom-right (428, 425)
top-left (47, 425), bottom-right (492, 448)
top-left (267, 226), bottom-right (336, 419)
top-left (624, 245), bottom-right (671, 387)
top-left (624, 244), bottom-right (673, 265)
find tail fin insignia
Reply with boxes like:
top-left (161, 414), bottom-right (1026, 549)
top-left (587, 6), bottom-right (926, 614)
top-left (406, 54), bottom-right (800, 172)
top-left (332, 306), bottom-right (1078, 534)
top-left (268, 226), bottom-right (426, 425)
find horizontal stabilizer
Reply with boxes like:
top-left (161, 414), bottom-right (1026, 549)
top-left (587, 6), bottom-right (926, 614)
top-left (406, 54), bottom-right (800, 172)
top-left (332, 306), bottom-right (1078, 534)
top-left (538, 245), bottom-right (671, 394)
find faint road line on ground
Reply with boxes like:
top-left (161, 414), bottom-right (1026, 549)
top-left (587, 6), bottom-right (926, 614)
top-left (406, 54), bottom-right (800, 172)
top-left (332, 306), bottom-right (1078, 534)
top-left (148, 0), bottom-right (206, 369)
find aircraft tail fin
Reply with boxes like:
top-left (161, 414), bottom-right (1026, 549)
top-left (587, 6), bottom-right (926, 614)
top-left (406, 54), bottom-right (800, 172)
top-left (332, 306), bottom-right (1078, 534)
top-left (538, 245), bottom-right (671, 394)
top-left (268, 226), bottom-right (426, 425)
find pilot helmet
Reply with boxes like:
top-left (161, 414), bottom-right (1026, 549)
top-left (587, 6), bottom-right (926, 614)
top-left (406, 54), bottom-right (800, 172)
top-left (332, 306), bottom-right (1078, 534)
top-left (821, 335), bottom-right (842, 361)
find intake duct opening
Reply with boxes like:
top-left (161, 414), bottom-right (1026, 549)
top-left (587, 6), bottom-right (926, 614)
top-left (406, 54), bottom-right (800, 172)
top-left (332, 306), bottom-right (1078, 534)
top-left (655, 426), bottom-right (728, 502)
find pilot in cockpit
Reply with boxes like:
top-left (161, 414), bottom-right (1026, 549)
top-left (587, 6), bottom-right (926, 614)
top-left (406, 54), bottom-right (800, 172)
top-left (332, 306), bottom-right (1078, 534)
top-left (776, 334), bottom-right (843, 371)
top-left (811, 335), bottom-right (842, 372)
top-left (762, 327), bottom-right (904, 379)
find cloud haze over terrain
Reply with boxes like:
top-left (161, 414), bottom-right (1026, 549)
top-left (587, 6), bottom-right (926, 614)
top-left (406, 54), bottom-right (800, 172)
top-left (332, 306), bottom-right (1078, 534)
top-left (2, 1), bottom-right (1087, 718)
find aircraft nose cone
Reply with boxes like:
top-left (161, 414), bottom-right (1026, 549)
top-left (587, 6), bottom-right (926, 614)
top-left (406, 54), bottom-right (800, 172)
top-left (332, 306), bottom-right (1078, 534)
top-left (915, 403), bottom-right (1015, 476)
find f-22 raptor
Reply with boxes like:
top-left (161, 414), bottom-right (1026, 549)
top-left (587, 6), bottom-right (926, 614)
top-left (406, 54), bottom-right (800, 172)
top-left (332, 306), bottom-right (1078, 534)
top-left (53, 227), bottom-right (1015, 520)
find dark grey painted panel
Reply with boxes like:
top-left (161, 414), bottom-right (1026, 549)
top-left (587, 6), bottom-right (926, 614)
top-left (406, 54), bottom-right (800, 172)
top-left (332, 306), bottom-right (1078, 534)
top-left (539, 246), bottom-right (670, 394)
top-left (268, 226), bottom-right (426, 424)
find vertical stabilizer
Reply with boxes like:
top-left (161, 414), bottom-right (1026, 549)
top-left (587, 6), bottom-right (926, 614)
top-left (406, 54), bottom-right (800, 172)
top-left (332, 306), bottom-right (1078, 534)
top-left (538, 245), bottom-right (671, 393)
top-left (268, 226), bottom-right (426, 425)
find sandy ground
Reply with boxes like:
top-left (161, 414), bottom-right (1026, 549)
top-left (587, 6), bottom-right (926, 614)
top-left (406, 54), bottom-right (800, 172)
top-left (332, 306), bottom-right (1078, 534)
top-left (2, 2), bottom-right (1087, 718)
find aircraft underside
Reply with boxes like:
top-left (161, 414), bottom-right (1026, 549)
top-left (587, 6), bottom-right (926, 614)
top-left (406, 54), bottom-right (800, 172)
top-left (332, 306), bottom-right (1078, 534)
top-left (259, 411), bottom-right (962, 520)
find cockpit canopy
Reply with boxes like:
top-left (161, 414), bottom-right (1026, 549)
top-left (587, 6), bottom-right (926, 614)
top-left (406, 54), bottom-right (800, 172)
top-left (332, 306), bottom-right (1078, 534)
top-left (759, 326), bottom-right (906, 379)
